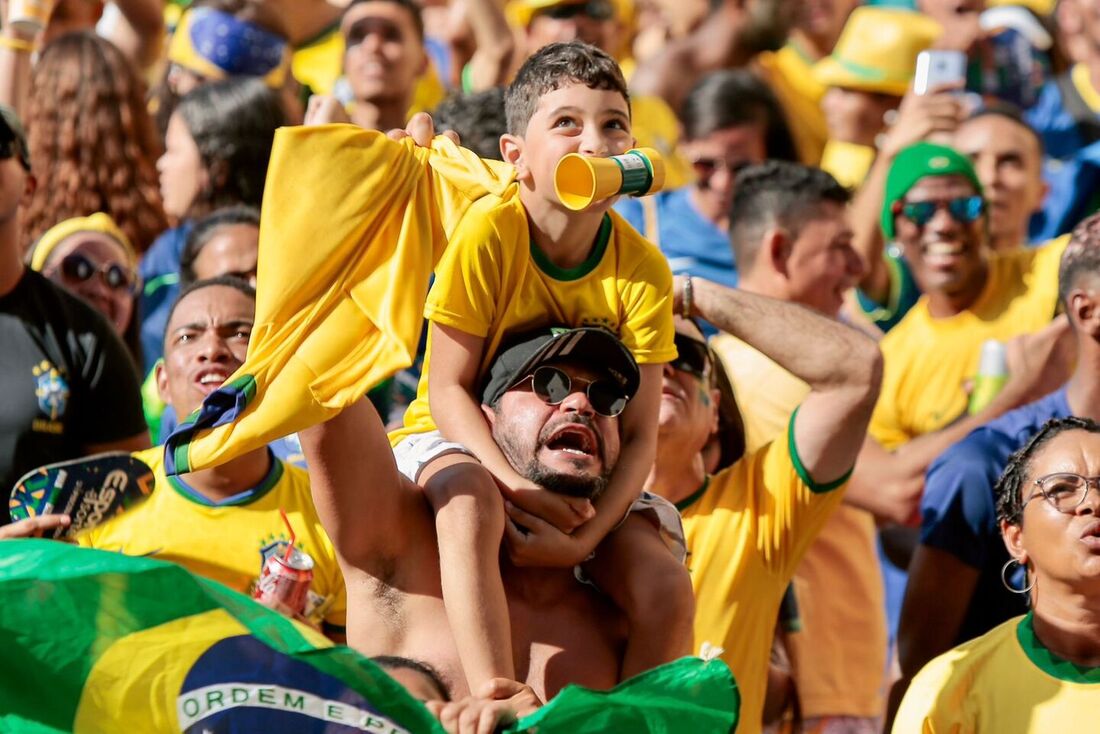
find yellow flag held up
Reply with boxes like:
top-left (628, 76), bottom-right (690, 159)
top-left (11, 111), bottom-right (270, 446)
top-left (165, 123), bottom-right (515, 475)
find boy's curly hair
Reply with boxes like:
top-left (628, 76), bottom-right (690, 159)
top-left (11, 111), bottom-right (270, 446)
top-left (21, 32), bottom-right (167, 254)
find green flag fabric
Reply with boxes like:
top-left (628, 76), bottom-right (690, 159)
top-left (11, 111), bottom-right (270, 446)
top-left (0, 541), bottom-right (739, 733)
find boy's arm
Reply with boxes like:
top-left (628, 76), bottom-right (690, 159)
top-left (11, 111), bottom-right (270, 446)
top-left (429, 323), bottom-right (595, 531)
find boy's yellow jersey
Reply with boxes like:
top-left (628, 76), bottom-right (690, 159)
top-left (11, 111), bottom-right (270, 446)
top-left (78, 447), bottom-right (347, 632)
top-left (678, 411), bottom-right (848, 734)
top-left (394, 193), bottom-right (676, 442)
top-left (893, 613), bottom-right (1100, 733)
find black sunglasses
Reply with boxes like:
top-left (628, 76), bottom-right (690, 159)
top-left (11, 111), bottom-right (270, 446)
top-left (59, 253), bottom-right (137, 294)
top-left (671, 333), bottom-right (710, 379)
top-left (517, 365), bottom-right (628, 417)
top-left (540, 0), bottom-right (613, 21)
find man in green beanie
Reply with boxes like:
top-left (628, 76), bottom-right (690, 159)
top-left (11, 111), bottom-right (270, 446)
top-left (865, 140), bottom-right (1069, 454)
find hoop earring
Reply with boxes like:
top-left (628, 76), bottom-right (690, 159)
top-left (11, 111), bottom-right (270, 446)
top-left (1001, 558), bottom-right (1035, 594)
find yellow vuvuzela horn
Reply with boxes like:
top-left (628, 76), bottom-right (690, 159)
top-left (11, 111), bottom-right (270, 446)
top-left (554, 147), bottom-right (666, 211)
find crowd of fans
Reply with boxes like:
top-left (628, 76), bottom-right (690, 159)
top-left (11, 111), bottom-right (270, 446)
top-left (2, 0), bottom-right (1100, 731)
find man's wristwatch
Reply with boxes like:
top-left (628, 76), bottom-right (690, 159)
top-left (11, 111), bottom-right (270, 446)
top-left (682, 274), bottom-right (693, 319)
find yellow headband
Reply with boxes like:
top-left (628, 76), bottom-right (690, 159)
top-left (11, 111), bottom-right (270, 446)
top-left (29, 213), bottom-right (137, 273)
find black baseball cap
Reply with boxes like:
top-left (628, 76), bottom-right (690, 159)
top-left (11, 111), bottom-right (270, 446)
top-left (0, 105), bottom-right (30, 171)
top-left (480, 326), bottom-right (640, 407)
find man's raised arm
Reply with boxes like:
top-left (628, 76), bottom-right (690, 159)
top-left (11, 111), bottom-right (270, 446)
top-left (299, 398), bottom-right (408, 570)
top-left (684, 276), bottom-right (883, 483)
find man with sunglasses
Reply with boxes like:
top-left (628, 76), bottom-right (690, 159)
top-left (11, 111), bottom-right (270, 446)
top-left (297, 325), bottom-right (691, 710)
top-left (890, 212), bottom-right (1100, 725)
top-left (0, 105), bottom-right (147, 523)
top-left (712, 160), bottom-right (890, 734)
top-left (868, 141), bottom-right (1068, 456)
top-left (647, 280), bottom-right (883, 734)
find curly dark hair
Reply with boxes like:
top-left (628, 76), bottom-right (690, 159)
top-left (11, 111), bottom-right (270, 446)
top-left (995, 416), bottom-right (1100, 525)
top-left (21, 32), bottom-right (168, 254)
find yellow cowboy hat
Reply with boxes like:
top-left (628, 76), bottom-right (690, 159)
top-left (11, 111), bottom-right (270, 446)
top-left (814, 7), bottom-right (942, 97)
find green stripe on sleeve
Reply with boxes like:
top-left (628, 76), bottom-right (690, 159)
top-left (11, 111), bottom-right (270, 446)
top-left (787, 406), bottom-right (853, 494)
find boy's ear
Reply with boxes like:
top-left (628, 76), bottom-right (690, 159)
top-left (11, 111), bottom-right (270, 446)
top-left (500, 134), bottom-right (530, 179)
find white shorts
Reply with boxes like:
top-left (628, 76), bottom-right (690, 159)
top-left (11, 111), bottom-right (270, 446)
top-left (392, 431), bottom-right (687, 565)
top-left (392, 430), bottom-right (475, 483)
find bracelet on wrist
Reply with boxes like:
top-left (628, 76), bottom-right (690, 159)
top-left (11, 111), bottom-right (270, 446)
top-left (0, 36), bottom-right (36, 53)
top-left (682, 275), bottom-right (693, 319)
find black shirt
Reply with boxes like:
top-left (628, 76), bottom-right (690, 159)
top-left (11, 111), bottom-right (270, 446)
top-left (0, 269), bottom-right (145, 513)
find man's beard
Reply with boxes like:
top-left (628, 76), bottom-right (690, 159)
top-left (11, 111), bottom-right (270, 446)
top-left (492, 415), bottom-right (612, 500)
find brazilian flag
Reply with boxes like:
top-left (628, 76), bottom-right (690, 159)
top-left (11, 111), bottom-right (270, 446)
top-left (0, 542), bottom-right (739, 733)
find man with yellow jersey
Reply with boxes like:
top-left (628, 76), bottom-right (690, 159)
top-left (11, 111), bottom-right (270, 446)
top-left (869, 141), bottom-right (1068, 453)
top-left (78, 278), bottom-right (347, 636)
top-left (649, 276), bottom-right (883, 734)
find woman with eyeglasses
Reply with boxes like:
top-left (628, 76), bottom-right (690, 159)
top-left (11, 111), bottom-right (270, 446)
top-left (893, 415), bottom-right (1100, 733)
top-left (27, 214), bottom-right (142, 371)
top-left (616, 69), bottom-right (797, 291)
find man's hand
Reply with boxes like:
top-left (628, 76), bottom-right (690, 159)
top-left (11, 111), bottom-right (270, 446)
top-left (304, 94), bottom-right (352, 126)
top-left (879, 86), bottom-right (966, 159)
top-left (502, 501), bottom-right (598, 567)
top-left (0, 514), bottom-right (70, 540)
top-left (426, 678), bottom-right (542, 734)
top-left (500, 479), bottom-right (594, 534)
top-left (996, 315), bottom-right (1075, 409)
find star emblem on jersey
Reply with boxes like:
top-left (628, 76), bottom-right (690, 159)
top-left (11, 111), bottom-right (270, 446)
top-left (32, 360), bottom-right (69, 421)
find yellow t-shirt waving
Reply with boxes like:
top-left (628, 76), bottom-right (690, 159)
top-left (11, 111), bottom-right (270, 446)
top-left (78, 447), bottom-right (347, 632)
top-left (394, 194), bottom-right (676, 441)
top-left (678, 410), bottom-right (848, 734)
top-left (893, 613), bottom-right (1100, 733)
top-left (871, 236), bottom-right (1067, 450)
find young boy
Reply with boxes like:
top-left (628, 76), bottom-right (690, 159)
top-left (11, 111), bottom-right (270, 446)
top-left (389, 42), bottom-right (694, 696)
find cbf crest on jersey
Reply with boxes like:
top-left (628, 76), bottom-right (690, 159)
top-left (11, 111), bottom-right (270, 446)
top-left (33, 360), bottom-right (69, 422)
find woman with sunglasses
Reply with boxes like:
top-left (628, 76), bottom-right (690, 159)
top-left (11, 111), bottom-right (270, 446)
top-left (894, 416), bottom-right (1100, 733)
top-left (616, 69), bottom-right (797, 291)
top-left (28, 213), bottom-right (142, 371)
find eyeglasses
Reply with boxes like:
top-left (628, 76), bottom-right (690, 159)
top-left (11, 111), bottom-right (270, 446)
top-left (671, 332), bottom-right (710, 380)
top-left (59, 253), bottom-right (137, 294)
top-left (691, 157), bottom-right (750, 186)
top-left (1026, 473), bottom-right (1100, 514)
top-left (516, 365), bottom-right (628, 417)
top-left (896, 195), bottom-right (984, 228)
top-left (538, 0), bottom-right (613, 20)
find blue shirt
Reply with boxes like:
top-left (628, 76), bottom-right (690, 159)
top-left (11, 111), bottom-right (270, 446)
top-left (920, 388), bottom-right (1071, 644)
top-left (139, 223), bottom-right (192, 376)
top-left (616, 187), bottom-right (738, 289)
top-left (1025, 77), bottom-right (1100, 241)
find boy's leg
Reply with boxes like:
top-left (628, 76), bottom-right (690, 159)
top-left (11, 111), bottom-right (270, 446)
top-left (419, 452), bottom-right (516, 692)
top-left (583, 512), bottom-right (695, 679)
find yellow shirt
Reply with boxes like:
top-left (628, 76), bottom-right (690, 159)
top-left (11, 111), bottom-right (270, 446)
top-left (893, 613), bottom-right (1100, 733)
top-left (870, 237), bottom-right (1067, 450)
top-left (395, 194), bottom-right (676, 440)
top-left (677, 411), bottom-right (848, 734)
top-left (162, 125), bottom-right (515, 475)
top-left (755, 44), bottom-right (828, 166)
top-left (712, 334), bottom-right (886, 719)
top-left (78, 447), bottom-right (347, 631)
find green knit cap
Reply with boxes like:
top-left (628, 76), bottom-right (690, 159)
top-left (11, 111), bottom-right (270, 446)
top-left (881, 142), bottom-right (984, 239)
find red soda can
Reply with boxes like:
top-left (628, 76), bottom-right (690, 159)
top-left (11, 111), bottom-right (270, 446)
top-left (254, 546), bottom-right (314, 617)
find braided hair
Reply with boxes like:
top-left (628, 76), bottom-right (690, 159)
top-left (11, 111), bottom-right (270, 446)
top-left (21, 32), bottom-right (168, 254)
top-left (995, 416), bottom-right (1100, 525)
